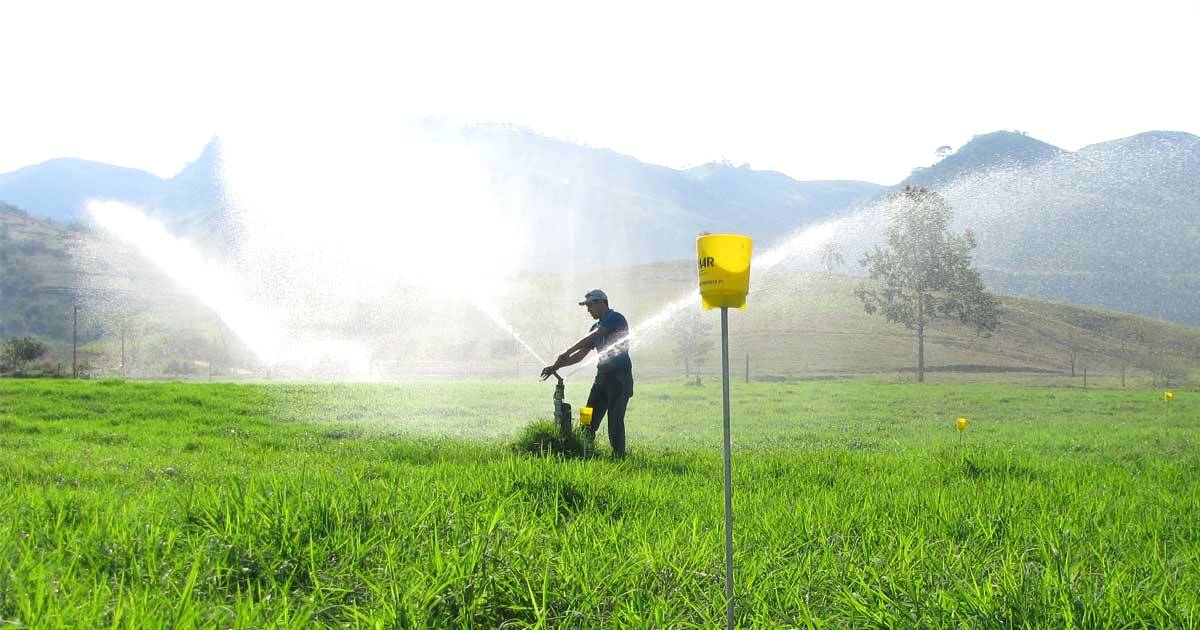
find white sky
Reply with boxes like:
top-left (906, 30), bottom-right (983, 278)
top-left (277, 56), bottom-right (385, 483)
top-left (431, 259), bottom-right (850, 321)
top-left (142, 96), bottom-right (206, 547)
top-left (1, 0), bottom-right (1197, 185)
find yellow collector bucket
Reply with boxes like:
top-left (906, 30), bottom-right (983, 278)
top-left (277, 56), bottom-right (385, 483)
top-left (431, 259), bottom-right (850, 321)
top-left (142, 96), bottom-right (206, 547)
top-left (696, 234), bottom-right (753, 310)
top-left (579, 406), bottom-right (593, 428)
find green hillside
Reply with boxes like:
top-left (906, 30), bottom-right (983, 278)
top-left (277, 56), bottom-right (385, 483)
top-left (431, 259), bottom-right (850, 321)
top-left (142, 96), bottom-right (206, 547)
top-left (0, 205), bottom-right (254, 377)
top-left (1, 205), bottom-right (1196, 384)
top-left (515, 260), bottom-right (1200, 386)
top-left (0, 204), bottom-right (78, 342)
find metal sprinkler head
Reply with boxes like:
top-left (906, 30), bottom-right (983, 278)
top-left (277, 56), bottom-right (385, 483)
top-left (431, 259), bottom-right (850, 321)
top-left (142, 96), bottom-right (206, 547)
top-left (551, 372), bottom-right (572, 437)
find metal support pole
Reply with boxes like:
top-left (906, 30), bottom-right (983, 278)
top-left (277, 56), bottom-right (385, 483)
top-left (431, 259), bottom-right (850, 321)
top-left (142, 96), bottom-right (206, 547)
top-left (721, 307), bottom-right (734, 630)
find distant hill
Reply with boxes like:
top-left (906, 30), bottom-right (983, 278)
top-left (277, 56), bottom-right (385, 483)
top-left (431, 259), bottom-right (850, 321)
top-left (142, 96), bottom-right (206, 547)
top-left (155, 136), bottom-right (227, 217)
top-left (0, 137), bottom-right (226, 226)
top-left (0, 202), bottom-right (257, 375)
top-left (0, 160), bottom-right (163, 224)
top-left (2, 124), bottom-right (1199, 333)
top-left (4, 212), bottom-right (1195, 385)
top-left (0, 126), bottom-right (881, 269)
top-left (418, 121), bottom-right (884, 268)
top-left (536, 260), bottom-right (1200, 385)
top-left (903, 130), bottom-right (1065, 189)
top-left (0, 204), bottom-right (78, 341)
top-left (273, 258), bottom-right (1198, 383)
top-left (888, 130), bottom-right (1200, 325)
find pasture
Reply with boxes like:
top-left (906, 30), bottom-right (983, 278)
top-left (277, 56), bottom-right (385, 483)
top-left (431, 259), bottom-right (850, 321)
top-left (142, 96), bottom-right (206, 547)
top-left (1, 379), bottom-right (1197, 627)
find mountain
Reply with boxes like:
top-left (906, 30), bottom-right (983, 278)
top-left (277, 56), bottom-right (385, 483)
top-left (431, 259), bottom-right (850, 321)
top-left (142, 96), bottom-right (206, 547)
top-left (902, 130), bottom-right (1065, 189)
top-left (2, 125), bottom-right (1199, 331)
top-left (0, 160), bottom-right (163, 224)
top-left (0, 127), bottom-right (882, 268)
top-left (0, 204), bottom-right (79, 341)
top-left (2, 125), bottom-right (1199, 380)
top-left (158, 136), bottom-right (226, 214)
top-left (421, 121), bottom-right (884, 268)
top-left (0, 137), bottom-right (227, 225)
top-left (0, 201), bottom-right (255, 375)
top-left (889, 130), bottom-right (1200, 325)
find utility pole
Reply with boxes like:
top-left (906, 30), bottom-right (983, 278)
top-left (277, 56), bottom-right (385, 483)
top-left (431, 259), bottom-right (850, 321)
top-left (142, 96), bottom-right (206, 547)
top-left (744, 353), bottom-right (749, 384)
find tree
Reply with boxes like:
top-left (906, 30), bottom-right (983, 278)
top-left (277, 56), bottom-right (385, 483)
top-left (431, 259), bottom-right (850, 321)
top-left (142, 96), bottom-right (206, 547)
top-left (855, 186), bottom-right (1000, 382)
top-left (1, 336), bottom-right (48, 373)
top-left (669, 310), bottom-right (714, 385)
top-left (1131, 323), bottom-right (1187, 387)
top-left (1140, 352), bottom-right (1187, 388)
top-left (1119, 335), bottom-right (1129, 388)
top-left (817, 240), bottom-right (845, 273)
top-left (1065, 328), bottom-right (1086, 378)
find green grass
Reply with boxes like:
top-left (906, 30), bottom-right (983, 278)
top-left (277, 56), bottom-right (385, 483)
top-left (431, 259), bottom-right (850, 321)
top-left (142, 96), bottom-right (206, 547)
top-left (1, 379), bottom-right (1198, 627)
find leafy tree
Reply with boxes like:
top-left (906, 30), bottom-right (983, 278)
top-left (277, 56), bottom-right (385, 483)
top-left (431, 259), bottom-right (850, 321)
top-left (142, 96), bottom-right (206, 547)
top-left (818, 240), bottom-right (844, 273)
top-left (1139, 352), bottom-right (1187, 388)
top-left (855, 186), bottom-right (1000, 382)
top-left (1, 336), bottom-right (48, 373)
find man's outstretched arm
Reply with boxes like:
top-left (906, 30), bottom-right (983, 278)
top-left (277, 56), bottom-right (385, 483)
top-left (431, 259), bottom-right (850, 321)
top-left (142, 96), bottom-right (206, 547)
top-left (540, 330), bottom-right (605, 380)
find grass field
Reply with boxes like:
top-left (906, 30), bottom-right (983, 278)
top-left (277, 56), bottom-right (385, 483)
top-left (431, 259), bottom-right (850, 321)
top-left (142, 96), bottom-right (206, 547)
top-left (2, 378), bottom-right (1198, 627)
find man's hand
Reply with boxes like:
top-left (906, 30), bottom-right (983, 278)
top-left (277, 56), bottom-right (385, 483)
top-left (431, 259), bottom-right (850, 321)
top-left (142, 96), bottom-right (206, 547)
top-left (540, 365), bottom-right (559, 381)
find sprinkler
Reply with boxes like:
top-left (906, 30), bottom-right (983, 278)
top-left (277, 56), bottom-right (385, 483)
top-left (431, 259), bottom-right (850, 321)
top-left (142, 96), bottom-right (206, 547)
top-left (551, 372), bottom-right (572, 438)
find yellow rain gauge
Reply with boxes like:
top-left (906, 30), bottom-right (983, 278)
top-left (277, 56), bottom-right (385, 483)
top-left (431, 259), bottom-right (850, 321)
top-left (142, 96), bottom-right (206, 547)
top-left (697, 233), bottom-right (752, 630)
top-left (579, 407), bottom-right (593, 457)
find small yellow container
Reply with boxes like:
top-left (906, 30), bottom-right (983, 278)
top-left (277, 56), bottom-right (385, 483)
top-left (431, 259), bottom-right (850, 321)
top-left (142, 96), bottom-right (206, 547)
top-left (697, 234), bottom-right (754, 310)
top-left (579, 406), bottom-right (593, 427)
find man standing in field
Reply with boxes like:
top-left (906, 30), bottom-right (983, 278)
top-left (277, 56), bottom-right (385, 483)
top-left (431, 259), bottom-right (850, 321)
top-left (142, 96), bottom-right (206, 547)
top-left (540, 289), bottom-right (634, 458)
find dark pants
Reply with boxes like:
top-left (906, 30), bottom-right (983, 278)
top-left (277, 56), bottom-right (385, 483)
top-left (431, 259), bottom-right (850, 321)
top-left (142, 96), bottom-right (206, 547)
top-left (585, 369), bottom-right (634, 457)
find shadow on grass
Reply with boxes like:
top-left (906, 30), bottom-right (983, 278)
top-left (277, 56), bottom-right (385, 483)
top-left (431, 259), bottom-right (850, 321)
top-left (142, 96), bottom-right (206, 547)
top-left (939, 451), bottom-right (1041, 482)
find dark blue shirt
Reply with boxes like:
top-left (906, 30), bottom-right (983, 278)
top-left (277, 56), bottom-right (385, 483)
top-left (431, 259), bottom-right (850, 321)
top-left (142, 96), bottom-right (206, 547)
top-left (592, 310), bottom-right (632, 373)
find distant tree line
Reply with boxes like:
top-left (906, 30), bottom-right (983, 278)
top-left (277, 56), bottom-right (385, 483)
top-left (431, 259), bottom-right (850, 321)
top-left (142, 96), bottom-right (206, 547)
top-left (0, 336), bottom-right (49, 375)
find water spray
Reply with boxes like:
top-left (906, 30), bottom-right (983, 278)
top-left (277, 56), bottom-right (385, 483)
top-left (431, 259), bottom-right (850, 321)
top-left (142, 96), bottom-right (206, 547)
top-left (87, 200), bottom-right (283, 365)
top-left (559, 211), bottom-right (856, 380)
top-left (470, 297), bottom-right (548, 366)
top-left (86, 200), bottom-right (547, 380)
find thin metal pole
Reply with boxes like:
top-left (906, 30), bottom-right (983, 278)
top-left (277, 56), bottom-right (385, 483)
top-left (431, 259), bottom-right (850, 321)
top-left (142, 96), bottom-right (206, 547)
top-left (721, 307), bottom-right (734, 629)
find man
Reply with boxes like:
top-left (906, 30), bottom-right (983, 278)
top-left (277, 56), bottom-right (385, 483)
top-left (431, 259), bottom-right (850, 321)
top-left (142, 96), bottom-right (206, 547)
top-left (540, 289), bottom-right (634, 457)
